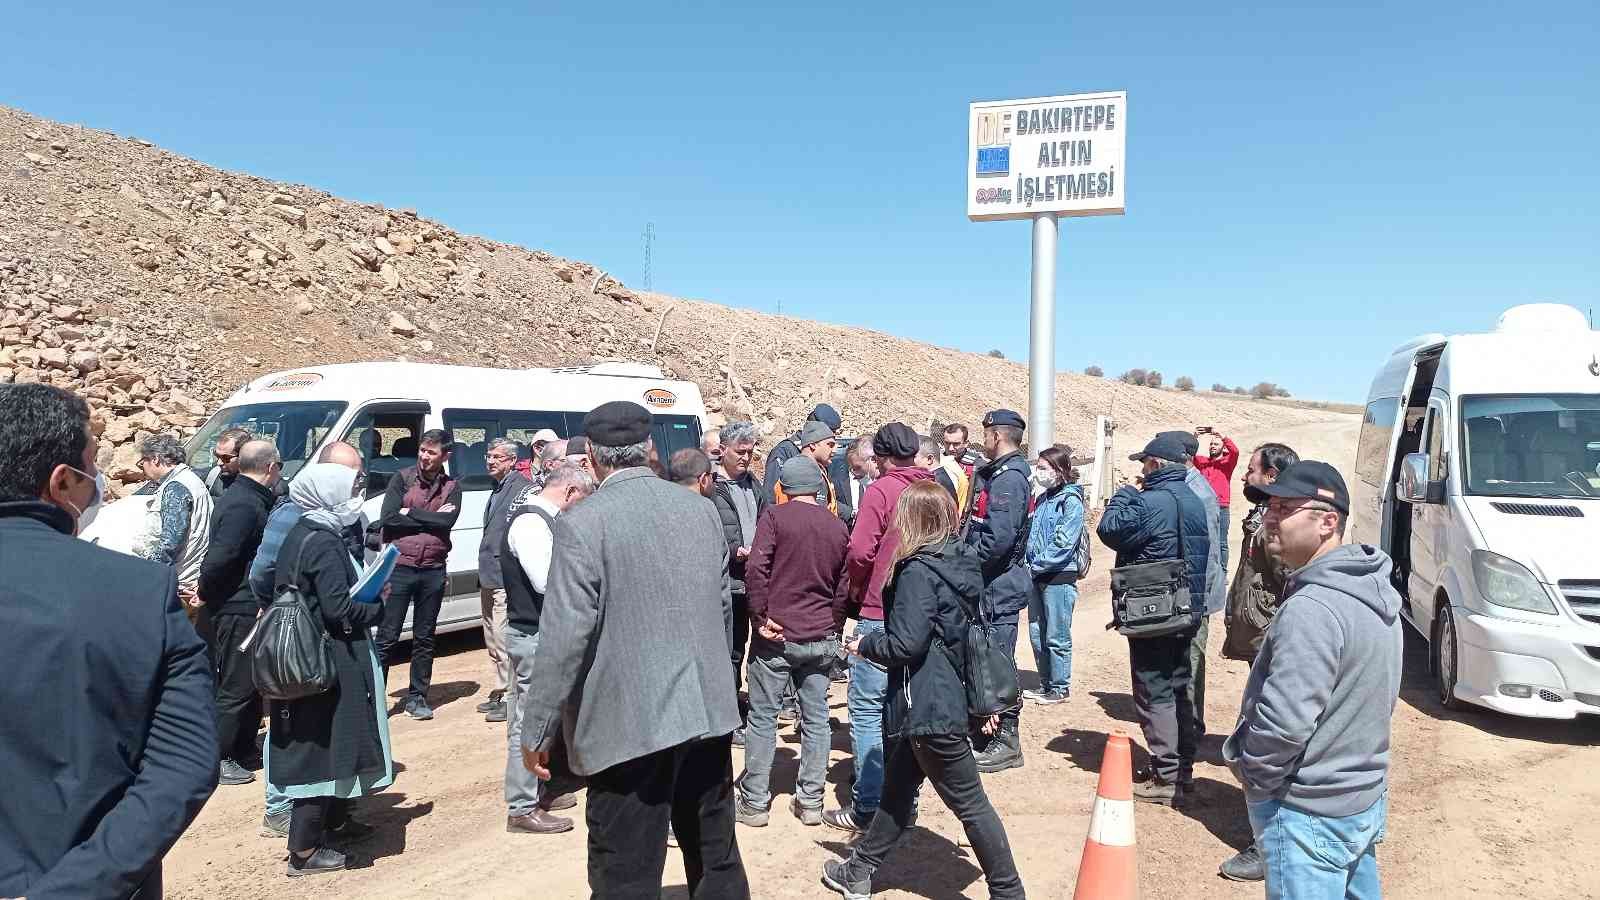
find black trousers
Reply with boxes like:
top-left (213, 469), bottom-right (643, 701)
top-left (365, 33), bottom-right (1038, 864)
top-left (853, 733), bottom-right (1025, 899)
top-left (375, 564), bottom-right (447, 702)
top-left (1128, 626), bottom-right (1199, 784)
top-left (288, 796), bottom-right (350, 853)
top-left (586, 735), bottom-right (750, 899)
top-left (729, 592), bottom-right (751, 699)
top-left (210, 611), bottom-right (261, 763)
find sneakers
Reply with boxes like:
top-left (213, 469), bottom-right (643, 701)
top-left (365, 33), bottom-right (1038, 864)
top-left (1220, 843), bottom-right (1265, 882)
top-left (475, 689), bottom-right (505, 714)
top-left (730, 726), bottom-right (746, 748)
top-left (483, 700), bottom-right (507, 723)
top-left (821, 858), bottom-right (872, 900)
top-left (821, 807), bottom-right (868, 834)
top-left (404, 698), bottom-right (434, 721)
top-left (261, 809), bottom-right (291, 838)
top-left (1020, 688), bottom-right (1048, 702)
top-left (1133, 778), bottom-right (1180, 806)
top-left (286, 847), bottom-right (347, 877)
top-left (219, 759), bottom-right (256, 785)
top-left (1032, 690), bottom-right (1069, 705)
top-left (777, 700), bottom-right (799, 723)
top-left (735, 799), bottom-right (769, 827)
top-left (791, 798), bottom-right (823, 826)
top-left (507, 809), bottom-right (574, 834)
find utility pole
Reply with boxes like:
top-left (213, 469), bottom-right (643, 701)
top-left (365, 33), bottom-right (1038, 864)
top-left (642, 222), bottom-right (654, 291)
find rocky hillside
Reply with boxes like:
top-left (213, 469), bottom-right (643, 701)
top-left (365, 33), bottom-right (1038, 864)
top-left (1, 104), bottom-right (1343, 493)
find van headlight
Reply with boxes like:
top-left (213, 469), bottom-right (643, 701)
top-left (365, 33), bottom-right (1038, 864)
top-left (1471, 551), bottom-right (1556, 614)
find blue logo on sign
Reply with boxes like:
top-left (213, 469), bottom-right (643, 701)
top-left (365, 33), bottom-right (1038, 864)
top-left (976, 147), bottom-right (1010, 177)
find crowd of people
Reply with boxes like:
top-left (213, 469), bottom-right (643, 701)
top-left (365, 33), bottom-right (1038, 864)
top-left (0, 380), bottom-right (1403, 900)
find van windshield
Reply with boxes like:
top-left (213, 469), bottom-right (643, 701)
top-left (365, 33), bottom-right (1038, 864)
top-left (1461, 394), bottom-right (1600, 499)
top-left (186, 401), bottom-right (348, 482)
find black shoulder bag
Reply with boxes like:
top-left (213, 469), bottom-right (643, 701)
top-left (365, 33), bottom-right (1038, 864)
top-left (922, 551), bottom-right (1021, 717)
top-left (250, 533), bottom-right (339, 700)
top-left (1109, 489), bottom-right (1198, 639)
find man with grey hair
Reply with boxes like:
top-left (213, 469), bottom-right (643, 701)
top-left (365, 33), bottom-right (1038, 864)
top-left (198, 438), bottom-right (282, 785)
top-left (710, 419), bottom-right (764, 744)
top-left (519, 402), bottom-right (747, 894)
top-left (476, 437), bottom-right (532, 723)
top-left (500, 461), bottom-right (595, 834)
top-left (135, 434), bottom-right (214, 598)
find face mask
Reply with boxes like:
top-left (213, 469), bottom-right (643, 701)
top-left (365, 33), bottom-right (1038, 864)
top-left (1030, 466), bottom-right (1061, 490)
top-left (62, 465), bottom-right (105, 534)
top-left (333, 495), bottom-right (365, 527)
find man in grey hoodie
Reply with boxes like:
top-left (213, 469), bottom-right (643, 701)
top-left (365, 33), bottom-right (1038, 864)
top-left (1222, 461), bottom-right (1402, 900)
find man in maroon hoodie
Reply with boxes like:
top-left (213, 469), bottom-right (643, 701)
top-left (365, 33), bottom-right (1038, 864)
top-left (823, 423), bottom-right (932, 835)
top-left (375, 428), bottom-right (463, 721)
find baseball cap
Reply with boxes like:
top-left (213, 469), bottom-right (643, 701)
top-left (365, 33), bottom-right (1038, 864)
top-left (1161, 430), bottom-right (1200, 459)
top-left (808, 404), bottom-right (843, 432)
top-left (1256, 461), bottom-right (1350, 515)
top-left (531, 428), bottom-right (560, 445)
top-left (1129, 433), bottom-right (1189, 464)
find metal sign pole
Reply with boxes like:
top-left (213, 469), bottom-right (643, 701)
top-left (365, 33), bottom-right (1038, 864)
top-left (1028, 212), bottom-right (1058, 453)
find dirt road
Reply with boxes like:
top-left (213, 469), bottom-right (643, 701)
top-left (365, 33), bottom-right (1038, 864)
top-left (164, 415), bottom-right (1600, 898)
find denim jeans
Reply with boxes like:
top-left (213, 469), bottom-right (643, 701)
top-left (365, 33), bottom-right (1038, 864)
top-left (1218, 505), bottom-right (1231, 579)
top-left (1248, 792), bottom-right (1387, 900)
top-left (847, 619), bottom-right (888, 818)
top-left (503, 626), bottom-right (545, 815)
top-left (1027, 579), bottom-right (1077, 695)
top-left (737, 636), bottom-right (836, 810)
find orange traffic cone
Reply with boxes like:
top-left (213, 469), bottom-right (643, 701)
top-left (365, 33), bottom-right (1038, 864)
top-left (1072, 731), bottom-right (1138, 900)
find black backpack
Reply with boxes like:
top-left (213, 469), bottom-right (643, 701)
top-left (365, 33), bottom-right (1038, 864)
top-left (249, 533), bottom-right (339, 701)
top-left (922, 546), bottom-right (1020, 718)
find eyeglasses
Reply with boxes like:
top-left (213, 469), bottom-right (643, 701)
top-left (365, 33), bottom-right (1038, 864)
top-left (213, 452), bottom-right (236, 463)
top-left (1266, 501), bottom-right (1337, 518)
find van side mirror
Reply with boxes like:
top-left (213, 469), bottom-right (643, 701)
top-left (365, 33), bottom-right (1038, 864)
top-left (1398, 453), bottom-right (1443, 504)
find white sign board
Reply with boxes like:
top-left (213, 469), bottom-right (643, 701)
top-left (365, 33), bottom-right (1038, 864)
top-left (967, 91), bottom-right (1126, 221)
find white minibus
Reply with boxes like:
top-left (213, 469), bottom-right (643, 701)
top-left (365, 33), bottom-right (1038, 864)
top-left (106, 360), bottom-right (707, 637)
top-left (1351, 303), bottom-right (1600, 719)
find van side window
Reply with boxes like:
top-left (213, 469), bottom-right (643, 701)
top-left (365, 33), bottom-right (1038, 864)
top-left (1357, 397), bottom-right (1401, 488)
top-left (444, 409), bottom-right (572, 491)
top-left (1424, 407), bottom-right (1448, 483)
top-left (343, 406), bottom-right (428, 496)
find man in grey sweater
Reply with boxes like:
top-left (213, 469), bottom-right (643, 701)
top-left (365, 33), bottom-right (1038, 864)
top-left (1223, 461), bottom-right (1402, 900)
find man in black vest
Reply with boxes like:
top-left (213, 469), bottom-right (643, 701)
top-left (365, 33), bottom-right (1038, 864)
top-left (500, 462), bottom-right (595, 834)
top-left (477, 437), bottom-right (532, 723)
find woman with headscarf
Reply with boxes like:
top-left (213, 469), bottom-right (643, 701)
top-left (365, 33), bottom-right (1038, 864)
top-left (266, 462), bottom-right (394, 877)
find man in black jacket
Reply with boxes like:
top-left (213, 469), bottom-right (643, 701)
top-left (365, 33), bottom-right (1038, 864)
top-left (760, 403), bottom-right (842, 503)
top-left (1097, 432), bottom-right (1213, 804)
top-left (1, 384), bottom-right (217, 899)
top-left (476, 437), bottom-right (532, 723)
top-left (710, 420), bottom-right (765, 743)
top-left (963, 410), bottom-right (1033, 773)
top-left (198, 438), bottom-right (282, 786)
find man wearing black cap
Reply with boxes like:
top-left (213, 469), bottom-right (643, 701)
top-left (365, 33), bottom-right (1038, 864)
top-left (517, 401), bottom-right (749, 897)
top-left (824, 422), bottom-right (931, 835)
top-left (962, 409), bottom-right (1033, 773)
top-left (1096, 432), bottom-right (1213, 804)
top-left (761, 404), bottom-right (844, 504)
top-left (1223, 462), bottom-right (1402, 898)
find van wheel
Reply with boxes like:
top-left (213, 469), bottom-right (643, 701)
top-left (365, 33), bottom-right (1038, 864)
top-left (1433, 603), bottom-right (1464, 711)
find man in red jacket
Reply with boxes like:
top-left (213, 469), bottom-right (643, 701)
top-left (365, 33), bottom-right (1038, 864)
top-left (1193, 430), bottom-right (1240, 572)
top-left (823, 423), bottom-right (932, 835)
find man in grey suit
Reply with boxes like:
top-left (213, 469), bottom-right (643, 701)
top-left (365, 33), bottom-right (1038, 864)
top-left (519, 401), bottom-right (749, 899)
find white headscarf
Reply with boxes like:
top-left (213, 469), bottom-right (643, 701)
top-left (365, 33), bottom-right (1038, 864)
top-left (290, 462), bottom-right (363, 533)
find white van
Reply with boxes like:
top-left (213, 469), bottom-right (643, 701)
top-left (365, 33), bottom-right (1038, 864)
top-left (112, 360), bottom-right (707, 637)
top-left (1351, 303), bottom-right (1600, 720)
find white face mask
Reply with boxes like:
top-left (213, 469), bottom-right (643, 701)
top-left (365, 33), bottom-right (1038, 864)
top-left (1030, 465), bottom-right (1061, 491)
top-left (63, 465), bottom-right (106, 535)
top-left (333, 495), bottom-right (365, 527)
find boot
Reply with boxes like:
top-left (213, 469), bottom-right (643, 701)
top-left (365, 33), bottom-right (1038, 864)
top-left (974, 722), bottom-right (1023, 774)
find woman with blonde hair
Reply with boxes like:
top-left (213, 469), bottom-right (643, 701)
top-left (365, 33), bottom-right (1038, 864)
top-left (824, 480), bottom-right (1026, 899)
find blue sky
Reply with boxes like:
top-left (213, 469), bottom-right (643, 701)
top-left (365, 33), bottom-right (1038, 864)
top-left (4, 2), bottom-right (1597, 401)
